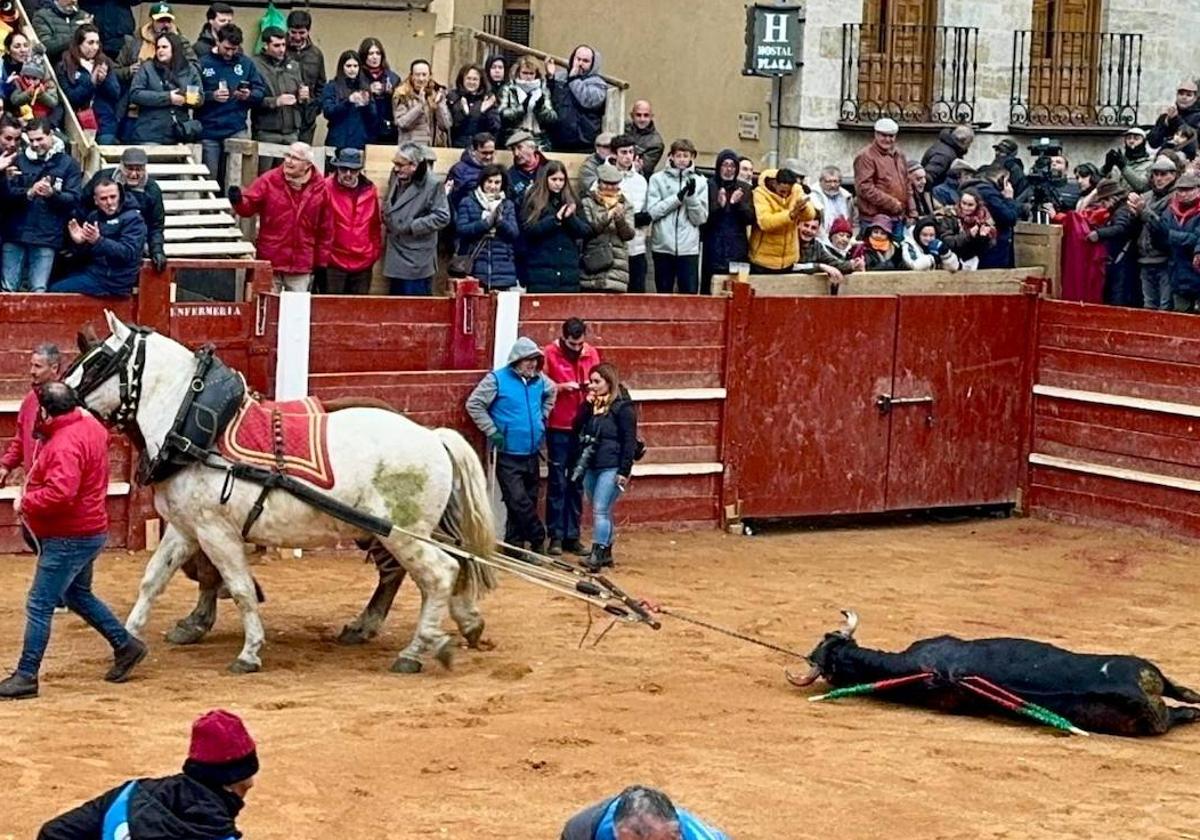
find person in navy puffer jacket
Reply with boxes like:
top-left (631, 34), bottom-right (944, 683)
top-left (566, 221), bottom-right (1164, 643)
top-left (454, 163), bottom-right (519, 290)
top-left (197, 23), bottom-right (265, 188)
top-left (321, 49), bottom-right (378, 153)
top-left (51, 179), bottom-right (147, 297)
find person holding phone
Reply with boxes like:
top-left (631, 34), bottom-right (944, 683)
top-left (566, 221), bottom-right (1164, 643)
top-left (571, 362), bottom-right (637, 573)
top-left (197, 23), bottom-right (265, 188)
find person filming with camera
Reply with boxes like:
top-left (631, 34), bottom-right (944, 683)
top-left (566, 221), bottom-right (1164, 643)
top-left (570, 363), bottom-right (638, 573)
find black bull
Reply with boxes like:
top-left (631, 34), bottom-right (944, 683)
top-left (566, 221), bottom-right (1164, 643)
top-left (791, 612), bottom-right (1200, 736)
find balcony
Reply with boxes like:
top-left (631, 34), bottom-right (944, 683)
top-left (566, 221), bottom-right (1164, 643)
top-left (1009, 30), bottom-right (1142, 132)
top-left (839, 24), bottom-right (979, 128)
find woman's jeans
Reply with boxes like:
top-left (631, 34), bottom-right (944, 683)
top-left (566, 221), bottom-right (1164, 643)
top-left (17, 533), bottom-right (131, 677)
top-left (583, 467), bottom-right (622, 547)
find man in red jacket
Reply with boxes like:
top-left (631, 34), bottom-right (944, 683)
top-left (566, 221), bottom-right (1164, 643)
top-left (228, 141), bottom-right (330, 292)
top-left (0, 382), bottom-right (147, 700)
top-left (322, 147), bottom-right (383, 295)
top-left (0, 343), bottom-right (61, 490)
top-left (542, 317), bottom-right (601, 556)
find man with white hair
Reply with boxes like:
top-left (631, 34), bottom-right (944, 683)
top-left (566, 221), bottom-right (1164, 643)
top-left (852, 116), bottom-right (915, 235)
top-left (228, 141), bottom-right (330, 291)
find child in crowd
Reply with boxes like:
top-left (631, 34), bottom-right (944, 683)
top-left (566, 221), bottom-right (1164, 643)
top-left (901, 216), bottom-right (961, 272)
top-left (825, 215), bottom-right (855, 261)
top-left (856, 215), bottom-right (905, 271)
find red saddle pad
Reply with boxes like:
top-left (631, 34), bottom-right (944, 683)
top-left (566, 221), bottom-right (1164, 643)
top-left (219, 397), bottom-right (335, 489)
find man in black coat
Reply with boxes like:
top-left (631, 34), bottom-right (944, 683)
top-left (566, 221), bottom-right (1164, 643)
top-left (1147, 78), bottom-right (1200, 149)
top-left (990, 138), bottom-right (1027, 200)
top-left (38, 709), bottom-right (258, 839)
top-left (920, 124), bottom-right (974, 188)
top-left (83, 146), bottom-right (167, 271)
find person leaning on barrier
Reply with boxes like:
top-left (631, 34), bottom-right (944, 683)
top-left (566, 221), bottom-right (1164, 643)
top-left (37, 709), bottom-right (258, 838)
top-left (561, 784), bottom-right (728, 840)
top-left (0, 382), bottom-right (147, 700)
top-left (84, 146), bottom-right (167, 273)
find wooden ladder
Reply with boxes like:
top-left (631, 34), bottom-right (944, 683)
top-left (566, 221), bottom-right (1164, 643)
top-left (96, 144), bottom-right (256, 260)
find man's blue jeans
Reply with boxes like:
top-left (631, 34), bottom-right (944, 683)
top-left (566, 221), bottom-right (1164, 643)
top-left (583, 468), bottom-right (622, 547)
top-left (2, 243), bottom-right (55, 292)
top-left (545, 430), bottom-right (581, 541)
top-left (17, 533), bottom-right (131, 678)
top-left (388, 276), bottom-right (433, 296)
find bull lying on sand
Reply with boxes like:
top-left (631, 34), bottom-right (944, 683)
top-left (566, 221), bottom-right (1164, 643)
top-left (790, 612), bottom-right (1200, 736)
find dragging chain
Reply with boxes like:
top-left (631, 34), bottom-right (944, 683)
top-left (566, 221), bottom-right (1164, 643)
top-left (656, 607), bottom-right (809, 660)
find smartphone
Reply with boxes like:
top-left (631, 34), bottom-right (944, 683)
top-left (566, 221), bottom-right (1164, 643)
top-left (237, 81), bottom-right (250, 91)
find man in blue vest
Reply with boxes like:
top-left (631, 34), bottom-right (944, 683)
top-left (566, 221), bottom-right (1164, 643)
top-left (561, 785), bottom-right (728, 840)
top-left (466, 336), bottom-right (556, 554)
top-left (38, 709), bottom-right (257, 839)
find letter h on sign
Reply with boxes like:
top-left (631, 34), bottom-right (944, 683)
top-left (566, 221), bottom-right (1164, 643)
top-left (743, 3), bottom-right (805, 78)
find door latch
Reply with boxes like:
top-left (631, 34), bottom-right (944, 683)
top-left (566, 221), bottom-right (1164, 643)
top-left (876, 394), bottom-right (935, 425)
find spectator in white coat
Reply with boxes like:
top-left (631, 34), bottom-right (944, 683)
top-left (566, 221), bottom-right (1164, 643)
top-left (901, 216), bottom-right (961, 272)
top-left (811, 165), bottom-right (857, 242)
top-left (612, 133), bottom-right (648, 292)
top-left (646, 138), bottom-right (708, 294)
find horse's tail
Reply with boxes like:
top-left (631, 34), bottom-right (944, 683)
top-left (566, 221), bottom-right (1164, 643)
top-left (436, 428), bottom-right (498, 598)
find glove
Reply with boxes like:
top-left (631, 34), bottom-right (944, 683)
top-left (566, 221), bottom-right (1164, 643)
top-left (927, 239), bottom-right (943, 256)
top-left (684, 178), bottom-right (697, 197)
top-left (151, 249), bottom-right (167, 272)
top-left (634, 211), bottom-right (651, 227)
top-left (675, 186), bottom-right (689, 203)
top-left (226, 185), bottom-right (242, 205)
top-left (488, 431), bottom-right (504, 449)
top-left (1102, 149), bottom-right (1122, 173)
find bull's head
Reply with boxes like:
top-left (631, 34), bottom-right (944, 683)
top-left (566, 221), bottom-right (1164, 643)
top-left (786, 610), bottom-right (860, 688)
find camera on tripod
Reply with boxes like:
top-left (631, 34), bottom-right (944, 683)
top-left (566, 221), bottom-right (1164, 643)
top-left (1026, 137), bottom-right (1064, 181)
top-left (1024, 137), bottom-right (1066, 220)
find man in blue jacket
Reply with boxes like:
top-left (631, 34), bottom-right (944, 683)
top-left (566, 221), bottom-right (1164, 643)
top-left (197, 23), bottom-right (265, 189)
top-left (0, 118), bottom-right (81, 292)
top-left (561, 785), bottom-right (728, 840)
top-left (465, 337), bottom-right (556, 554)
top-left (51, 179), bottom-right (147, 297)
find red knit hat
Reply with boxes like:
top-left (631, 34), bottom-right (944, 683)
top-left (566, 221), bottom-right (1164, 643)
top-left (829, 216), bottom-right (854, 237)
top-left (183, 710), bottom-right (259, 788)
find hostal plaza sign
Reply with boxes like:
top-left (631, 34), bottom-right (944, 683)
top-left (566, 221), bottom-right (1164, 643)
top-left (743, 3), bottom-right (805, 77)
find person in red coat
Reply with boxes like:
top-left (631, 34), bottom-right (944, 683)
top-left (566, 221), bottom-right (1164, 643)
top-left (228, 141), bottom-right (331, 292)
top-left (0, 382), bottom-right (147, 700)
top-left (322, 147), bottom-right (383, 294)
top-left (0, 343), bottom-right (61, 490)
top-left (541, 317), bottom-right (600, 556)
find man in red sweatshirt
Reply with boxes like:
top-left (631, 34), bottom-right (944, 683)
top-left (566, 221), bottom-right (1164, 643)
top-left (0, 343), bottom-right (62, 490)
top-left (0, 382), bottom-right (147, 700)
top-left (542, 317), bottom-right (601, 556)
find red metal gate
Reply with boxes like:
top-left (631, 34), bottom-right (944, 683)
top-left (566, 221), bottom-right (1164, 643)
top-left (724, 285), bottom-right (1035, 519)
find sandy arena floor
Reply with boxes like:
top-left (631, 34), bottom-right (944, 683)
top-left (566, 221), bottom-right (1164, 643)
top-left (2, 517), bottom-right (1199, 839)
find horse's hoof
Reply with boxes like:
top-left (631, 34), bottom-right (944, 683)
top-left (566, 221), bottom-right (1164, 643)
top-left (165, 622), bottom-right (207, 646)
top-left (227, 657), bottom-right (261, 674)
top-left (434, 637), bottom-right (455, 670)
top-left (463, 621), bottom-right (486, 650)
top-left (336, 625), bottom-right (372, 646)
top-left (391, 656), bottom-right (423, 674)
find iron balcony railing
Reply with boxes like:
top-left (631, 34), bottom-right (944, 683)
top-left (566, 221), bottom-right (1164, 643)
top-left (1009, 30), bottom-right (1142, 128)
top-left (840, 23), bottom-right (979, 125)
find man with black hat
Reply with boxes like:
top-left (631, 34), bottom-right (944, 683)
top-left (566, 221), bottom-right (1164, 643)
top-left (37, 708), bottom-right (258, 836)
top-left (83, 146), bottom-right (167, 272)
top-left (0, 381), bottom-right (146, 700)
top-left (323, 146), bottom-right (382, 294)
top-left (991, 138), bottom-right (1027, 200)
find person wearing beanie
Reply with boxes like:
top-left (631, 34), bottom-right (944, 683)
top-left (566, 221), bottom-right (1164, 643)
top-left (37, 709), bottom-right (257, 837)
top-left (826, 214), bottom-right (856, 261)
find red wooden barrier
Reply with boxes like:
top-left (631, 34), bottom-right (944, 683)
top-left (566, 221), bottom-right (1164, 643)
top-left (1027, 300), bottom-right (1200, 539)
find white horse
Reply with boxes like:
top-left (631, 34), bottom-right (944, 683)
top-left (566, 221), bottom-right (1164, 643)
top-left (64, 311), bottom-right (497, 674)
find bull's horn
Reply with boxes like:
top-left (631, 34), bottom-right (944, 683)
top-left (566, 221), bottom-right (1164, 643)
top-left (840, 610), bottom-right (859, 637)
top-left (785, 664), bottom-right (822, 687)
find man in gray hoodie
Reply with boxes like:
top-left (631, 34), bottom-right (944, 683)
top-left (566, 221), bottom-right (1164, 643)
top-left (466, 337), bottom-right (556, 553)
top-left (547, 45), bottom-right (608, 152)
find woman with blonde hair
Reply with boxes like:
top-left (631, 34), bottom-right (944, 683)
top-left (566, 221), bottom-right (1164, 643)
top-left (571, 362), bottom-right (638, 572)
top-left (499, 54), bottom-right (556, 149)
top-left (392, 57), bottom-right (450, 146)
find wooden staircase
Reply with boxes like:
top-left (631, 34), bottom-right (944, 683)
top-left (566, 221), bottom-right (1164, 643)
top-left (96, 145), bottom-right (255, 259)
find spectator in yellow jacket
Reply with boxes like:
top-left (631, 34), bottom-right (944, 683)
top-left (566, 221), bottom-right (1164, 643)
top-left (749, 168), bottom-right (815, 272)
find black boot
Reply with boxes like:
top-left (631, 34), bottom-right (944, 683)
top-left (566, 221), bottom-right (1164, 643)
top-left (105, 638), bottom-right (148, 683)
top-left (0, 671), bottom-right (38, 700)
top-left (582, 543), bottom-right (604, 573)
top-left (599, 544), bottom-right (614, 568)
top-left (547, 538), bottom-right (563, 556)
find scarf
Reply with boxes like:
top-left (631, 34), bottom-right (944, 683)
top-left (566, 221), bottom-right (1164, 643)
top-left (958, 205), bottom-right (997, 243)
top-left (591, 392), bottom-right (612, 416)
top-left (513, 80), bottom-right (544, 132)
top-left (1170, 193), bottom-right (1200, 225)
top-left (868, 232), bottom-right (891, 252)
top-left (285, 166), bottom-right (313, 191)
top-left (474, 186), bottom-right (503, 220)
top-left (594, 190), bottom-right (622, 210)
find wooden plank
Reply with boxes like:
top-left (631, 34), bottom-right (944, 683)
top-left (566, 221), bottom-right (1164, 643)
top-left (99, 144), bottom-right (193, 159)
top-left (163, 198), bottom-right (232, 212)
top-left (164, 241), bottom-right (256, 257)
top-left (163, 213), bottom-right (238, 228)
top-left (146, 163), bottom-right (211, 176)
top-left (1032, 384), bottom-right (1200, 419)
top-left (518, 319), bottom-right (727, 348)
top-left (164, 227), bottom-right (247, 241)
top-left (1034, 396), bottom-right (1200, 440)
top-left (1037, 347), bottom-right (1200, 405)
top-left (1029, 482), bottom-right (1200, 540)
top-left (1035, 420), bottom-right (1200, 474)
top-left (1039, 323), bottom-right (1200, 366)
top-left (1038, 298), bottom-right (1200, 340)
top-left (518, 294), bottom-right (728, 323)
top-left (157, 179), bottom-right (222, 193)
top-left (630, 388), bottom-right (726, 402)
top-left (744, 269), bottom-right (1038, 297)
top-left (1029, 453), bottom-right (1200, 493)
top-left (640, 420), bottom-right (720, 447)
top-left (631, 462), bottom-right (722, 477)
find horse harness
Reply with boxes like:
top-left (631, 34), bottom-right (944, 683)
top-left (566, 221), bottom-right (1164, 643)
top-left (71, 327), bottom-right (393, 541)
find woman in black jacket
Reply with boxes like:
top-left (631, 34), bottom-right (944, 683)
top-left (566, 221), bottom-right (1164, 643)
top-left (521, 160), bottom-right (590, 292)
top-left (447, 63), bottom-right (500, 148)
top-left (702, 147), bottom-right (754, 294)
top-left (572, 362), bottom-right (638, 572)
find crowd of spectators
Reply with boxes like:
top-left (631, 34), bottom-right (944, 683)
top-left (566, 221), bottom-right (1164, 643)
top-left (1, 1), bottom-right (1199, 310)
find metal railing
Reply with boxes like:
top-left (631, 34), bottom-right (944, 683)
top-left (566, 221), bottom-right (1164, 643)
top-left (1009, 30), bottom-right (1142, 128)
top-left (839, 23), bottom-right (979, 125)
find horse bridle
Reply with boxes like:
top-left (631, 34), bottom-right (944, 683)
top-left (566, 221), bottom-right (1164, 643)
top-left (65, 327), bottom-right (151, 430)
